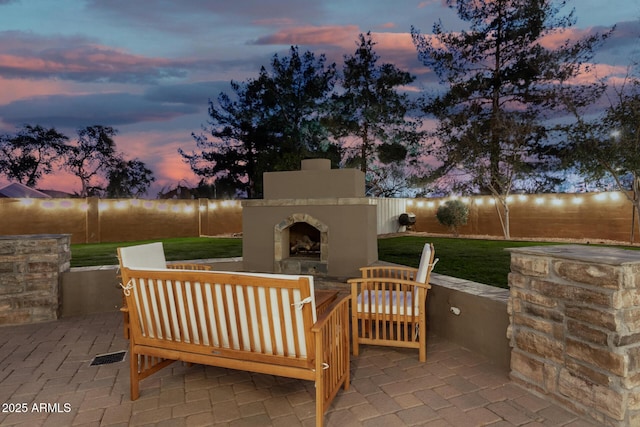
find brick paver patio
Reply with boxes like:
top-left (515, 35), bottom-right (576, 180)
top-left (0, 311), bottom-right (598, 426)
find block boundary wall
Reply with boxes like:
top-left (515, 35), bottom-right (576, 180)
top-left (0, 191), bottom-right (636, 244)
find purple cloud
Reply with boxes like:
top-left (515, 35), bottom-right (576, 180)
top-left (0, 31), bottom-right (188, 83)
top-left (0, 92), bottom-right (199, 129)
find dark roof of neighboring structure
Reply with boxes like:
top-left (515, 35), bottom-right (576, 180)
top-left (38, 189), bottom-right (76, 198)
top-left (0, 182), bottom-right (52, 198)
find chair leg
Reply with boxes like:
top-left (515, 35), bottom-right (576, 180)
top-left (130, 351), bottom-right (140, 400)
top-left (419, 323), bottom-right (426, 362)
top-left (352, 314), bottom-right (360, 356)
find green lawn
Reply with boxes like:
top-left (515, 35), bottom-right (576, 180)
top-left (378, 236), bottom-right (562, 288)
top-left (71, 235), bottom-right (638, 289)
top-left (71, 237), bottom-right (243, 268)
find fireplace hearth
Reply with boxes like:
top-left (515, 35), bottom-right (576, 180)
top-left (242, 159), bottom-right (377, 277)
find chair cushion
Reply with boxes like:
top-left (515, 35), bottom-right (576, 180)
top-left (415, 243), bottom-right (433, 284)
top-left (119, 242), bottom-right (167, 269)
top-left (356, 289), bottom-right (416, 316)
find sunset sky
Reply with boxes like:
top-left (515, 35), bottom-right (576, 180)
top-left (0, 0), bottom-right (639, 197)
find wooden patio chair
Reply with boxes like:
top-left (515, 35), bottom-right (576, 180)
top-left (348, 243), bottom-right (438, 362)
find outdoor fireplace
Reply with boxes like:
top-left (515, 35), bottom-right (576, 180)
top-left (242, 159), bottom-right (377, 277)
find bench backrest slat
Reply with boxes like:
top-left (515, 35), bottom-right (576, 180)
top-left (122, 268), bottom-right (316, 363)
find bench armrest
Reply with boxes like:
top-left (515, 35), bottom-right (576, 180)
top-left (311, 294), bottom-right (351, 414)
top-left (312, 294), bottom-right (350, 333)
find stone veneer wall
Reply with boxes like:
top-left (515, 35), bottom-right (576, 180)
top-left (0, 234), bottom-right (71, 325)
top-left (507, 245), bottom-right (640, 427)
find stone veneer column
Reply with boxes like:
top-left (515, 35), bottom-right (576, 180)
top-left (0, 234), bottom-right (71, 325)
top-left (507, 245), bottom-right (640, 427)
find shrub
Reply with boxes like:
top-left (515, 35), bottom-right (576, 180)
top-left (436, 199), bottom-right (469, 236)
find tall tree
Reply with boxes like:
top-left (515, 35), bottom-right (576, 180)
top-left (63, 125), bottom-right (119, 197)
top-left (412, 0), bottom-right (610, 238)
top-left (105, 158), bottom-right (155, 198)
top-left (265, 46), bottom-right (340, 170)
top-left (563, 71), bottom-right (640, 238)
top-left (181, 74), bottom-right (275, 199)
top-left (181, 46), bottom-right (339, 198)
top-left (332, 32), bottom-right (424, 193)
top-left (0, 124), bottom-right (68, 187)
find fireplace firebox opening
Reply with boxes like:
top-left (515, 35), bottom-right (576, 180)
top-left (274, 213), bottom-right (328, 275)
top-left (289, 222), bottom-right (321, 258)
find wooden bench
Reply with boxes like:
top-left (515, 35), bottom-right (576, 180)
top-left (119, 267), bottom-right (350, 427)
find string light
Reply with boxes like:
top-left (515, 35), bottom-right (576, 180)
top-left (8, 191), bottom-right (629, 215)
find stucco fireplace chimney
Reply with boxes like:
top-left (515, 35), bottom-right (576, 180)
top-left (242, 159), bottom-right (378, 277)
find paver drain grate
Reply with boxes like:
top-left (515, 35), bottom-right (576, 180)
top-left (90, 350), bottom-right (127, 366)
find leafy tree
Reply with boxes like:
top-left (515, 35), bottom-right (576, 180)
top-left (366, 163), bottom-right (412, 198)
top-left (411, 0), bottom-right (610, 238)
top-left (181, 75), bottom-right (273, 199)
top-left (105, 158), bottom-right (155, 198)
top-left (181, 46), bottom-right (339, 198)
top-left (63, 125), bottom-right (119, 197)
top-left (0, 124), bottom-right (68, 187)
top-left (264, 46), bottom-right (341, 170)
top-left (332, 32), bottom-right (425, 193)
top-left (436, 199), bottom-right (469, 237)
top-left (563, 71), bottom-right (640, 238)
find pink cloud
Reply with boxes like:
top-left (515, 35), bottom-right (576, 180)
top-left (253, 25), bottom-right (360, 47)
top-left (33, 171), bottom-right (80, 195)
top-left (0, 77), bottom-right (69, 105)
top-left (538, 27), bottom-right (597, 50)
top-left (115, 130), bottom-right (200, 194)
top-left (418, 0), bottom-right (441, 7)
top-left (370, 32), bottom-right (417, 52)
